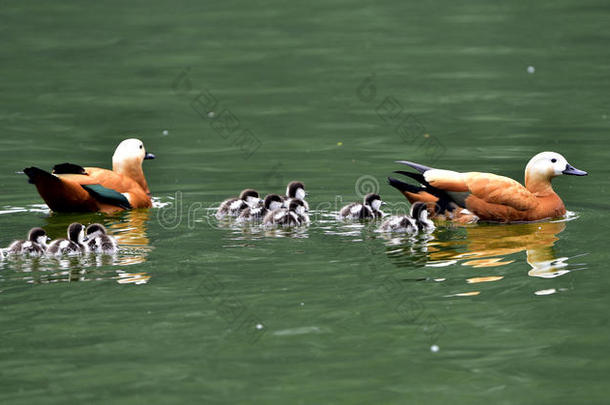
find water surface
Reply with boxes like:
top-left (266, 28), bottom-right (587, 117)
top-left (1, 0), bottom-right (609, 404)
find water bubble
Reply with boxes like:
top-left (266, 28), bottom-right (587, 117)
top-left (256, 323), bottom-right (264, 330)
top-left (527, 66), bottom-right (535, 74)
top-left (430, 344), bottom-right (440, 352)
top-left (207, 111), bottom-right (216, 118)
top-left (162, 130), bottom-right (169, 136)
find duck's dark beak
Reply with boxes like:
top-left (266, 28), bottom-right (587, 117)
top-left (83, 236), bottom-right (89, 242)
top-left (144, 152), bottom-right (156, 160)
top-left (562, 163), bottom-right (587, 176)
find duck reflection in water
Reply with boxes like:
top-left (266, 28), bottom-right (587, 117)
top-left (381, 219), bottom-right (582, 279)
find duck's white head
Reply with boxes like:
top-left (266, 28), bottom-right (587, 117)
top-left (286, 181), bottom-right (307, 201)
top-left (239, 189), bottom-right (261, 207)
top-left (112, 138), bottom-right (155, 192)
top-left (364, 193), bottom-right (384, 211)
top-left (112, 138), bottom-right (155, 166)
top-left (67, 223), bottom-right (88, 244)
top-left (288, 199), bottom-right (306, 216)
top-left (525, 152), bottom-right (587, 180)
top-left (28, 227), bottom-right (49, 246)
top-left (86, 223), bottom-right (108, 238)
top-left (263, 194), bottom-right (284, 211)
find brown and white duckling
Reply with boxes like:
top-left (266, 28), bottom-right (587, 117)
top-left (379, 202), bottom-right (435, 233)
top-left (85, 223), bottom-right (118, 254)
top-left (6, 227), bottom-right (49, 256)
top-left (339, 193), bottom-right (385, 219)
top-left (47, 223), bottom-right (89, 256)
top-left (282, 181), bottom-right (309, 211)
top-left (216, 189), bottom-right (261, 219)
top-left (263, 199), bottom-right (308, 227)
top-left (238, 194), bottom-right (284, 222)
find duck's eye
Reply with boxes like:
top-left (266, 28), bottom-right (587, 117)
top-left (551, 158), bottom-right (557, 163)
top-left (139, 145), bottom-right (143, 149)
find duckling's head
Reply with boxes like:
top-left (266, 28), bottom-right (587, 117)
top-left (263, 194), bottom-right (284, 211)
top-left (525, 152), bottom-right (587, 184)
top-left (28, 227), bottom-right (49, 245)
top-left (112, 138), bottom-right (155, 167)
top-left (410, 202), bottom-right (429, 222)
top-left (86, 223), bottom-right (107, 237)
top-left (239, 189), bottom-right (261, 207)
top-left (288, 199), bottom-right (306, 216)
top-left (364, 193), bottom-right (384, 211)
top-left (67, 223), bottom-right (87, 243)
top-left (286, 181), bottom-right (307, 200)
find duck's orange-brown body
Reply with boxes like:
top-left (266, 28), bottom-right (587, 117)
top-left (24, 138), bottom-right (154, 213)
top-left (31, 168), bottom-right (151, 213)
top-left (436, 172), bottom-right (565, 222)
top-left (389, 152), bottom-right (586, 223)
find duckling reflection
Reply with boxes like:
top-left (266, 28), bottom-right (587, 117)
top-left (382, 220), bottom-right (579, 279)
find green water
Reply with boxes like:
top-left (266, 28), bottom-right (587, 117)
top-left (1, 0), bottom-right (609, 403)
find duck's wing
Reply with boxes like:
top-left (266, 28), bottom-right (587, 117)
top-left (60, 167), bottom-right (150, 209)
top-left (424, 170), bottom-right (539, 211)
top-left (80, 184), bottom-right (132, 209)
top-left (57, 167), bottom-right (135, 191)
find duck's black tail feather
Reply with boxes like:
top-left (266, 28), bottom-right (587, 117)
top-left (393, 170), bottom-right (427, 185)
top-left (23, 167), bottom-right (59, 185)
top-left (52, 163), bottom-right (87, 175)
top-left (388, 173), bottom-right (455, 215)
top-left (395, 160), bottom-right (434, 173)
top-left (387, 177), bottom-right (426, 194)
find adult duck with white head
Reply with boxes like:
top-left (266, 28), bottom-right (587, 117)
top-left (24, 138), bottom-right (155, 213)
top-left (388, 152), bottom-right (587, 223)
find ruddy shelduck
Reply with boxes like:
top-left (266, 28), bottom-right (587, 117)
top-left (24, 139), bottom-right (155, 213)
top-left (388, 152), bottom-right (587, 223)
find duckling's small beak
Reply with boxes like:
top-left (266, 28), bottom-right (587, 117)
top-left (562, 163), bottom-right (587, 176)
top-left (83, 236), bottom-right (89, 242)
top-left (144, 152), bottom-right (156, 160)
top-left (381, 201), bottom-right (387, 206)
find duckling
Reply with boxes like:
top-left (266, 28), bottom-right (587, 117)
top-left (216, 189), bottom-right (261, 218)
top-left (263, 199), bottom-right (308, 227)
top-left (238, 194), bottom-right (284, 222)
top-left (339, 193), bottom-right (385, 219)
top-left (411, 202), bottom-right (436, 232)
top-left (47, 223), bottom-right (89, 256)
top-left (379, 202), bottom-right (435, 233)
top-left (6, 227), bottom-right (49, 256)
top-left (283, 181), bottom-right (309, 211)
top-left (85, 223), bottom-right (118, 254)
